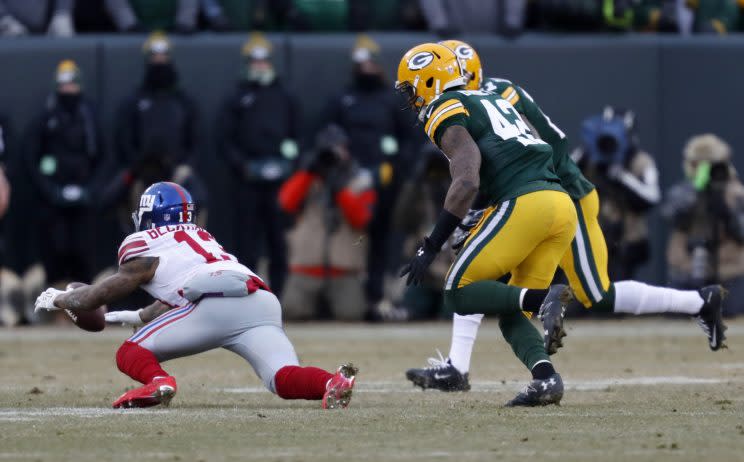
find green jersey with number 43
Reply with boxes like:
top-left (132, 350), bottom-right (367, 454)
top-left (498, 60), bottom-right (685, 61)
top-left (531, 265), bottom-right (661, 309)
top-left (424, 89), bottom-right (565, 205)
top-left (482, 77), bottom-right (595, 200)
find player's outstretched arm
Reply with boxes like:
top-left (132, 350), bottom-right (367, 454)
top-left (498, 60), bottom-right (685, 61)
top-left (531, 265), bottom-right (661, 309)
top-left (105, 300), bottom-right (174, 326)
top-left (51, 257), bottom-right (159, 312)
top-left (138, 300), bottom-right (174, 324)
top-left (399, 125), bottom-right (481, 286)
top-left (440, 125), bottom-right (481, 218)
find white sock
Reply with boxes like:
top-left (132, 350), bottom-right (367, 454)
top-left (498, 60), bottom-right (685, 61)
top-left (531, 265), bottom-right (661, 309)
top-left (448, 313), bottom-right (484, 373)
top-left (613, 281), bottom-right (704, 315)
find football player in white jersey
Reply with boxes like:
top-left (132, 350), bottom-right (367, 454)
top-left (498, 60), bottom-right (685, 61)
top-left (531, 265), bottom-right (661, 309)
top-left (35, 181), bottom-right (357, 409)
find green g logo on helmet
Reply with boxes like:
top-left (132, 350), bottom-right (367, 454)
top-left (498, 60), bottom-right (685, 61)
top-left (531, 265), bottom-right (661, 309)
top-left (408, 51), bottom-right (434, 71)
top-left (454, 45), bottom-right (474, 60)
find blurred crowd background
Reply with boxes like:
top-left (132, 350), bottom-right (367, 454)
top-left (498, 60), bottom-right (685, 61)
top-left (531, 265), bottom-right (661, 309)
top-left (0, 0), bottom-right (744, 326)
top-left (1, 0), bottom-right (744, 36)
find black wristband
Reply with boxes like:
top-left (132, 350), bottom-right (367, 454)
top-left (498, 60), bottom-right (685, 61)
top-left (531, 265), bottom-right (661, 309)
top-left (428, 209), bottom-right (462, 250)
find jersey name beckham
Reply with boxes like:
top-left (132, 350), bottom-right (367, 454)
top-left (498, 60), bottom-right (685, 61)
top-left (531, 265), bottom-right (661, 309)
top-left (118, 224), bottom-right (255, 307)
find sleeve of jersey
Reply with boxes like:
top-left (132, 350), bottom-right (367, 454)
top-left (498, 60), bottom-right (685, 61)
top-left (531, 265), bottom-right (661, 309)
top-left (511, 85), bottom-right (566, 147)
top-left (424, 96), bottom-right (470, 147)
top-left (118, 236), bottom-right (150, 266)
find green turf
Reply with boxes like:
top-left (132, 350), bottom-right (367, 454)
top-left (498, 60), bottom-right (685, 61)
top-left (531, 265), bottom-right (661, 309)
top-left (1, 319), bottom-right (743, 461)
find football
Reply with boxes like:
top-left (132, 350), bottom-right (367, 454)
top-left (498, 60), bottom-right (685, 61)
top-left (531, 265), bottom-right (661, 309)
top-left (62, 282), bottom-right (106, 332)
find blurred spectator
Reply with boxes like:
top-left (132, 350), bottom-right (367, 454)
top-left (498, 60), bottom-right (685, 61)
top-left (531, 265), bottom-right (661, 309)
top-left (206, 0), bottom-right (424, 32)
top-left (200, 0), bottom-right (232, 31)
top-left (0, 114), bottom-right (17, 326)
top-left (347, 0), bottom-right (425, 30)
top-left (107, 32), bottom-right (206, 232)
top-left (573, 107), bottom-right (660, 280)
top-left (391, 144), bottom-right (453, 320)
top-left (279, 125), bottom-right (376, 321)
top-left (633, 0), bottom-right (692, 33)
top-left (688, 0), bottom-right (740, 34)
top-left (663, 134), bottom-right (744, 316)
top-left (216, 33), bottom-right (298, 295)
top-left (0, 117), bottom-right (10, 223)
top-left (324, 35), bottom-right (413, 311)
top-left (0, 0), bottom-right (75, 36)
top-left (24, 60), bottom-right (106, 286)
top-left (420, 0), bottom-right (526, 36)
top-left (285, 0), bottom-right (349, 31)
top-left (74, 0), bottom-right (118, 32)
top-left (104, 0), bottom-right (198, 33)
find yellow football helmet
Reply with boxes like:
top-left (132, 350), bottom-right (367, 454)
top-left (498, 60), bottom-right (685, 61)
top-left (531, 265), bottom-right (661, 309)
top-left (439, 40), bottom-right (482, 91)
top-left (395, 43), bottom-right (467, 119)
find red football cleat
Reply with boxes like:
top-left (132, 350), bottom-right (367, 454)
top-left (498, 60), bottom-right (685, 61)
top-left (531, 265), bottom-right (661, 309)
top-left (322, 364), bottom-right (358, 410)
top-left (112, 376), bottom-right (177, 409)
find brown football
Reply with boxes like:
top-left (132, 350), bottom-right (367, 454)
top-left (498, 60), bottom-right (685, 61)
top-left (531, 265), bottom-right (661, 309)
top-left (63, 282), bottom-right (106, 332)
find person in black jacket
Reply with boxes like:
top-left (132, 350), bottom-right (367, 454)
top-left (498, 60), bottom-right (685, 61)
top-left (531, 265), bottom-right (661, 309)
top-left (325, 35), bottom-right (414, 311)
top-left (216, 33), bottom-right (298, 295)
top-left (24, 60), bottom-right (106, 284)
top-left (109, 31), bottom-right (206, 232)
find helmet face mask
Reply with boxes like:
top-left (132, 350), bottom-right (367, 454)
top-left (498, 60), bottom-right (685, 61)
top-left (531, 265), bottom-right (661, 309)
top-left (395, 80), bottom-right (425, 113)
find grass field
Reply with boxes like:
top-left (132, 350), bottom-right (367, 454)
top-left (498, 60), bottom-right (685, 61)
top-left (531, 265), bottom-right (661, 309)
top-left (1, 318), bottom-right (743, 462)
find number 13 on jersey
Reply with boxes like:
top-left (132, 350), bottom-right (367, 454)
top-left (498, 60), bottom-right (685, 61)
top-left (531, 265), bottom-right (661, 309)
top-left (174, 230), bottom-right (234, 263)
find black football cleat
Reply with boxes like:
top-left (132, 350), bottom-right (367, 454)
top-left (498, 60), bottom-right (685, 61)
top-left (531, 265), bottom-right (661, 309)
top-left (696, 285), bottom-right (728, 351)
top-left (405, 351), bottom-right (470, 392)
top-left (538, 285), bottom-right (573, 355)
top-left (505, 373), bottom-right (564, 407)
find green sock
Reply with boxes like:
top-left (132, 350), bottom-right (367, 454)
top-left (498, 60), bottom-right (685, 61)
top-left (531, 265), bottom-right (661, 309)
top-left (443, 281), bottom-right (522, 316)
top-left (587, 283), bottom-right (615, 313)
top-left (499, 311), bottom-right (550, 370)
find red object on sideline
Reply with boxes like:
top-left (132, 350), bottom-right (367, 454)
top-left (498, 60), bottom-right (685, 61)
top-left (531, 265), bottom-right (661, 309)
top-left (116, 341), bottom-right (170, 385)
top-left (274, 365), bottom-right (333, 400)
top-left (335, 188), bottom-right (376, 229)
top-left (279, 171), bottom-right (317, 213)
top-left (289, 266), bottom-right (356, 277)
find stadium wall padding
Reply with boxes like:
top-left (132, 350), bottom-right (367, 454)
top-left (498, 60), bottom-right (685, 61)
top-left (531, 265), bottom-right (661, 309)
top-left (1, 34), bottom-right (743, 284)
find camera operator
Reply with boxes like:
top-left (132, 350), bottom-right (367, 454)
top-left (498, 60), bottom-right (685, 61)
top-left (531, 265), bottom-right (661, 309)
top-left (216, 32), bottom-right (298, 295)
top-left (663, 134), bottom-right (744, 316)
top-left (278, 124), bottom-right (376, 321)
top-left (573, 106), bottom-right (660, 280)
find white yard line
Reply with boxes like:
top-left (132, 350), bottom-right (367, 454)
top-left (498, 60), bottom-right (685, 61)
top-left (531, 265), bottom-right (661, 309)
top-left (0, 407), bottom-right (167, 420)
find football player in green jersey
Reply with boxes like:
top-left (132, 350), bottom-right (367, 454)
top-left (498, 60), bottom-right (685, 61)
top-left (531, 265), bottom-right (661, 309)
top-left (397, 43), bottom-right (578, 406)
top-left (404, 40), bottom-right (727, 394)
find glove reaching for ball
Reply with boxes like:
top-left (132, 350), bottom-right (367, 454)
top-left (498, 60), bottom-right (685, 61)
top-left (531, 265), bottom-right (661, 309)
top-left (34, 288), bottom-right (69, 312)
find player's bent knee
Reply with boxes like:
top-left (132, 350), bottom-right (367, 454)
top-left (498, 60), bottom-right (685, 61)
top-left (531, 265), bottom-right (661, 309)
top-left (115, 341), bottom-right (138, 374)
top-left (443, 288), bottom-right (470, 315)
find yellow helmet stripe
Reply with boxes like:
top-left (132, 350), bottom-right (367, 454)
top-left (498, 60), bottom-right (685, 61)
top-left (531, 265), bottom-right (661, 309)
top-left (426, 104), bottom-right (469, 140)
top-left (424, 99), bottom-right (461, 133)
